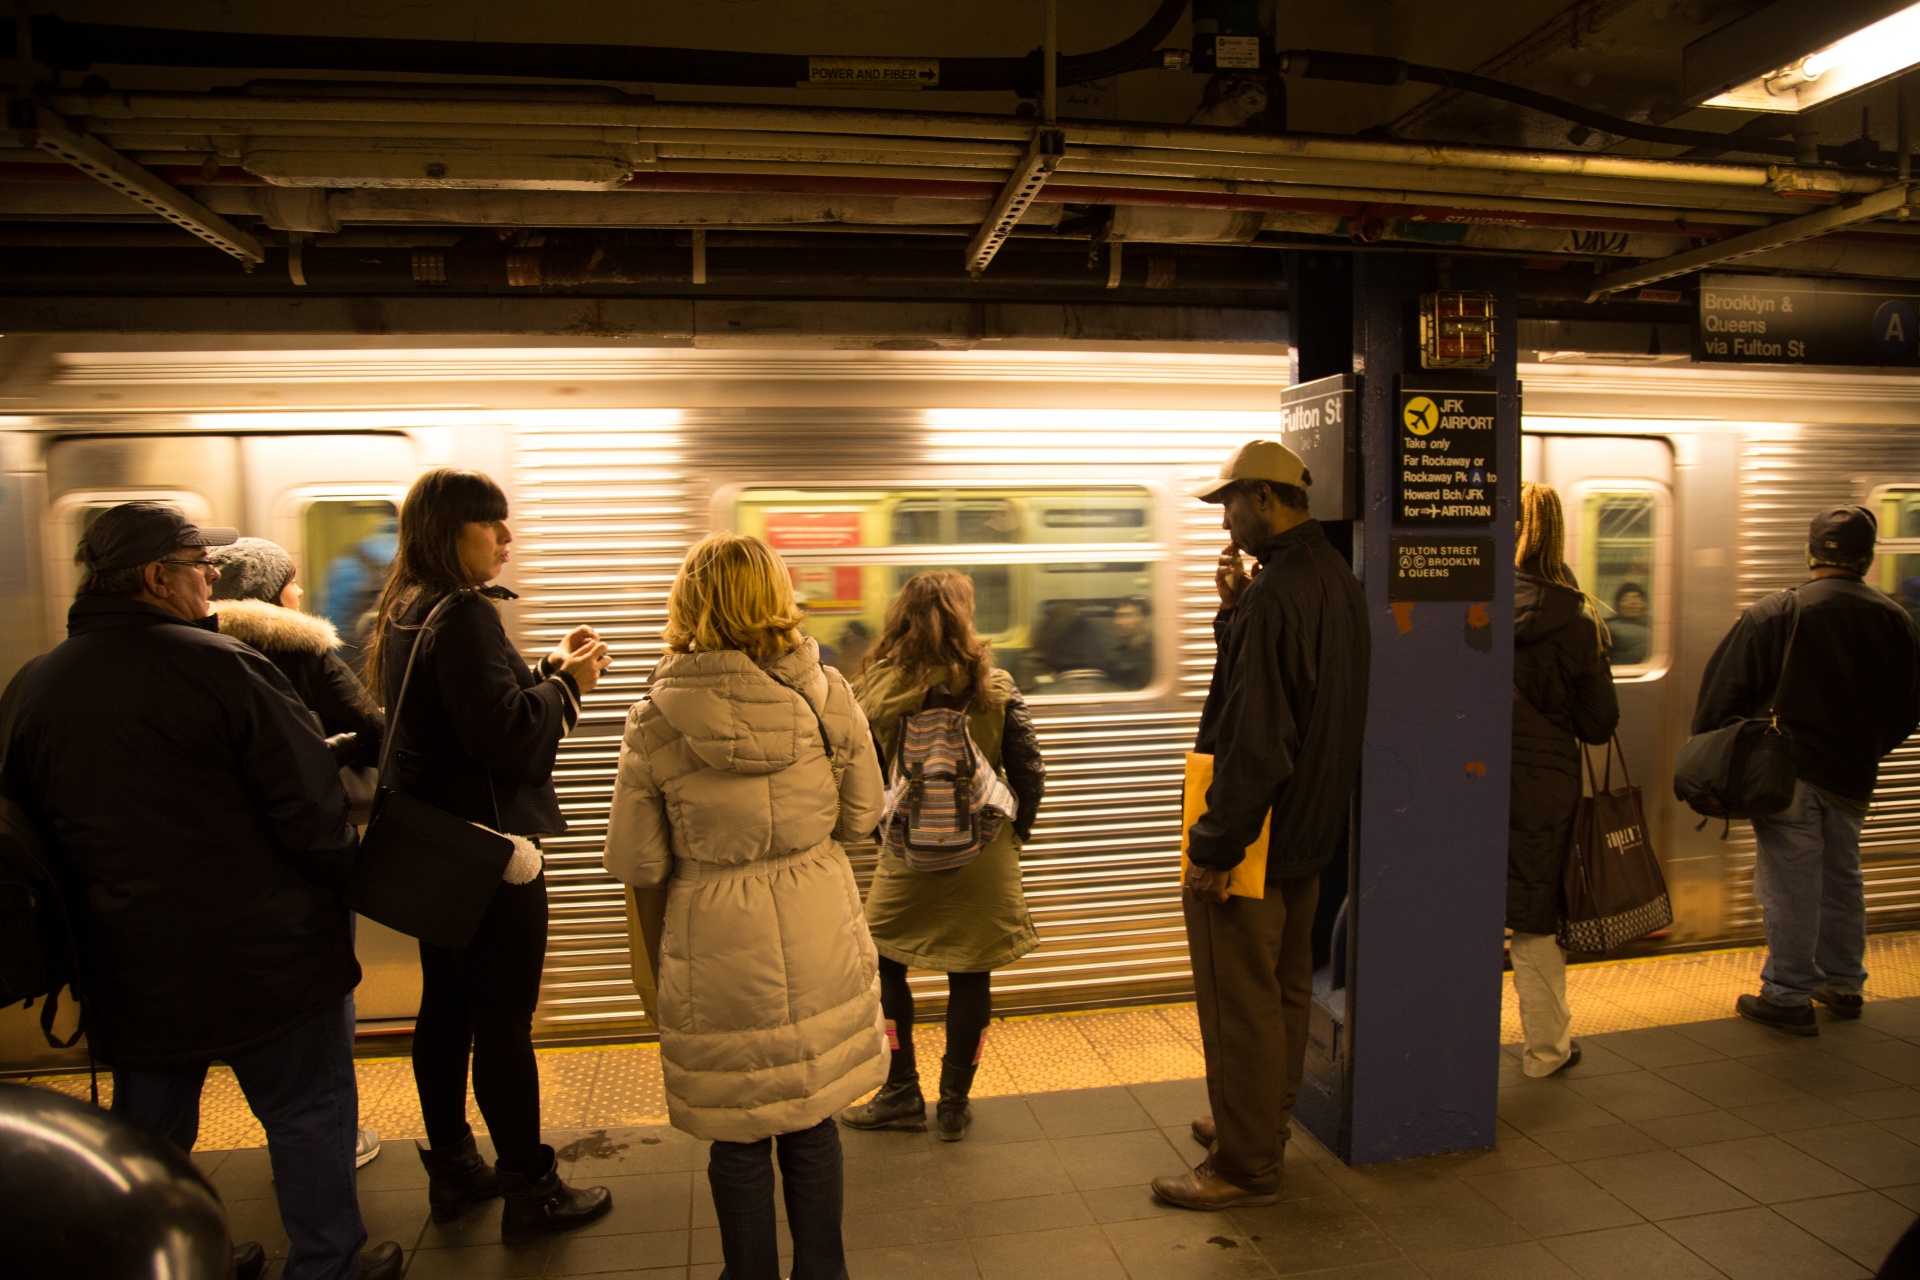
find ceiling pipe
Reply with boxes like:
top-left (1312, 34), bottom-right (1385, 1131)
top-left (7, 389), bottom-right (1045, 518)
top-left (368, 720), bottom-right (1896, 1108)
top-left (1278, 48), bottom-right (1894, 167)
top-left (4, 3), bottom-right (1186, 96)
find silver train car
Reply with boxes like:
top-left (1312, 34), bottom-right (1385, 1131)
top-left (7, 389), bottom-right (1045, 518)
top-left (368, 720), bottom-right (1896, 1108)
top-left (3, 345), bottom-right (1918, 1067)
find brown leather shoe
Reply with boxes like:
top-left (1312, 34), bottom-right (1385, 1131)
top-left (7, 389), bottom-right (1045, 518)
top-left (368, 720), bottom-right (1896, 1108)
top-left (1190, 1114), bottom-right (1216, 1148)
top-left (1150, 1161), bottom-right (1279, 1211)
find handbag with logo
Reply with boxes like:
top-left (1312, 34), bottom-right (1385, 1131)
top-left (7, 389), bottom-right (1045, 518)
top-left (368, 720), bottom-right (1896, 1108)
top-left (1559, 737), bottom-right (1672, 954)
top-left (346, 591), bottom-right (514, 950)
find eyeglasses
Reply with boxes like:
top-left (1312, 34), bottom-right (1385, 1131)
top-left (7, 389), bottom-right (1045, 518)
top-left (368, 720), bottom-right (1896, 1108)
top-left (155, 558), bottom-right (217, 575)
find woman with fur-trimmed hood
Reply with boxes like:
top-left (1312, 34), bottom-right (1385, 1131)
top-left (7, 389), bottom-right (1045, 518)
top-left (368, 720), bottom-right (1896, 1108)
top-left (209, 537), bottom-right (384, 771)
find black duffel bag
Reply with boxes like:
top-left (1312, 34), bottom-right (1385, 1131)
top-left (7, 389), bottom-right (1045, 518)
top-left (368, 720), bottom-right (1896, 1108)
top-left (346, 591), bottom-right (512, 950)
top-left (1673, 590), bottom-right (1801, 823)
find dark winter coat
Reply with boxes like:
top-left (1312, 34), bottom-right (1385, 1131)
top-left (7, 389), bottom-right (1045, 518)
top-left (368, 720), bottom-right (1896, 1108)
top-left (1509, 572), bottom-right (1620, 935)
top-left (379, 587), bottom-right (577, 836)
top-left (1189, 520), bottom-right (1370, 882)
top-left (5, 597), bottom-right (359, 1067)
top-left (1692, 575), bottom-right (1920, 804)
top-left (214, 599), bottom-right (384, 768)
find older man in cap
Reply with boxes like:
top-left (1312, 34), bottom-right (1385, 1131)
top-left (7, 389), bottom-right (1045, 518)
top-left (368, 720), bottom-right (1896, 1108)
top-left (1695, 505), bottom-right (1920, 1037)
top-left (4, 503), bottom-right (401, 1280)
top-left (1150, 441), bottom-right (1370, 1210)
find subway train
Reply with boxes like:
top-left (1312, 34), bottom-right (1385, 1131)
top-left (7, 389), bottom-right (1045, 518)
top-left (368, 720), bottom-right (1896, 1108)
top-left (2, 343), bottom-right (1917, 1069)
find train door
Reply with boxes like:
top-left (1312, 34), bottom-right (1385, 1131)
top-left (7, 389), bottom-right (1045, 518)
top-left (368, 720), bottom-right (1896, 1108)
top-left (23, 430), bottom-right (419, 1054)
top-left (1521, 433), bottom-right (1677, 931)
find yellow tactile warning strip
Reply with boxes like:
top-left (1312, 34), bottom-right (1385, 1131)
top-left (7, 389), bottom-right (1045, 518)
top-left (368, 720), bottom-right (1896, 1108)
top-left (24, 931), bottom-right (1920, 1151)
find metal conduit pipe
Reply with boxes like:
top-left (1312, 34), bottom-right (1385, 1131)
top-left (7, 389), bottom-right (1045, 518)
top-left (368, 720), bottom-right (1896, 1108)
top-left (44, 91), bottom-right (1890, 196)
top-left (1278, 49), bottom-right (1900, 168)
top-left (5, 3), bottom-right (1186, 94)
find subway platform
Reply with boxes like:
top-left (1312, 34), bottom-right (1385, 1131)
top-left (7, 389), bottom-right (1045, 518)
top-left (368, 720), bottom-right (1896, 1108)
top-left (23, 933), bottom-right (1920, 1279)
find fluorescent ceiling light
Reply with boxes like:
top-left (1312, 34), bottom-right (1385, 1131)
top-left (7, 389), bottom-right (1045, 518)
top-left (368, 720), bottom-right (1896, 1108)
top-left (1691, 0), bottom-right (1920, 112)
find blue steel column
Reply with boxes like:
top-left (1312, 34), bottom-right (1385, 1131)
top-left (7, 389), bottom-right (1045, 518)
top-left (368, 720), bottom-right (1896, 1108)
top-left (1292, 253), bottom-right (1519, 1163)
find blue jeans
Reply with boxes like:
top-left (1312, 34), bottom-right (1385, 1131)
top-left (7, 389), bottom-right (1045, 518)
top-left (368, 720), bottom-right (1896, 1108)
top-left (708, 1116), bottom-right (847, 1280)
top-left (1752, 781), bottom-right (1869, 1006)
top-left (112, 995), bottom-right (367, 1280)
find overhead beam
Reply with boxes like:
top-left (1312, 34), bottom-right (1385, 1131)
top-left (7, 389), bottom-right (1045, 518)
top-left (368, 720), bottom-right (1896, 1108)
top-left (1587, 182), bottom-right (1914, 300)
top-left (9, 100), bottom-right (265, 263)
top-left (964, 126), bottom-right (1064, 277)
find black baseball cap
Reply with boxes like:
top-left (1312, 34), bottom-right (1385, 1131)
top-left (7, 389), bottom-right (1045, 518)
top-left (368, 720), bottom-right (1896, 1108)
top-left (79, 503), bottom-right (238, 572)
top-left (1808, 504), bottom-right (1877, 566)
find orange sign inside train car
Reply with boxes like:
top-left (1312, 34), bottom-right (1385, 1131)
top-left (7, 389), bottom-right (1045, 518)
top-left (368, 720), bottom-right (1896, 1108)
top-left (765, 510), bottom-right (863, 612)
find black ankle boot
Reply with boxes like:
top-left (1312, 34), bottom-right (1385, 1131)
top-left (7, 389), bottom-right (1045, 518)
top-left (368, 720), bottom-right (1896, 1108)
top-left (937, 1057), bottom-right (979, 1143)
top-left (838, 1078), bottom-right (926, 1130)
top-left (416, 1132), bottom-right (502, 1222)
top-left (498, 1144), bottom-right (613, 1241)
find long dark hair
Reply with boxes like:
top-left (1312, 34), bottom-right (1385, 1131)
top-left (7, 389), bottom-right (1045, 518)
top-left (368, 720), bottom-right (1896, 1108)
top-left (865, 571), bottom-right (994, 711)
top-left (362, 468), bottom-right (509, 698)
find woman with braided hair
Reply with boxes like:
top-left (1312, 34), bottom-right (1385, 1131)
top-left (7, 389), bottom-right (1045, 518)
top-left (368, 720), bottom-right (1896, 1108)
top-left (1509, 482), bottom-right (1620, 1076)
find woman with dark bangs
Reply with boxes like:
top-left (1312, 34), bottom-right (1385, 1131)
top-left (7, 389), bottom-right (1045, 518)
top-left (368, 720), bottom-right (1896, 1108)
top-left (363, 467), bottom-right (614, 1239)
top-left (838, 571), bottom-right (1046, 1142)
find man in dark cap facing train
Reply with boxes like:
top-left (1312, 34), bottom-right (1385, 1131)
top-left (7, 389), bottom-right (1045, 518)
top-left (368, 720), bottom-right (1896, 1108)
top-left (1151, 441), bottom-right (1370, 1210)
top-left (3, 502), bottom-right (403, 1280)
top-left (1694, 505), bottom-right (1920, 1037)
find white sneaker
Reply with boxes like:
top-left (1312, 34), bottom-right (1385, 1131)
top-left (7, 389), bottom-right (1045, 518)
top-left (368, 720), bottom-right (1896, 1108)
top-left (355, 1127), bottom-right (382, 1169)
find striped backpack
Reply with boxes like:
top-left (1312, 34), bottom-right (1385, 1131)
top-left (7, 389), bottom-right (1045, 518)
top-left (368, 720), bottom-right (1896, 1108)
top-left (879, 693), bottom-right (1018, 873)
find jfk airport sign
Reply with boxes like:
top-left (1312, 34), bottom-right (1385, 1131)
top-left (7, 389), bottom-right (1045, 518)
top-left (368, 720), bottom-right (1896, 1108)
top-left (1696, 273), bottom-right (1919, 367)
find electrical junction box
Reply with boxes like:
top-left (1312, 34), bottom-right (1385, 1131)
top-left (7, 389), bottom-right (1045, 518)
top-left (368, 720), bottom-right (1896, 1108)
top-left (1419, 292), bottom-right (1499, 369)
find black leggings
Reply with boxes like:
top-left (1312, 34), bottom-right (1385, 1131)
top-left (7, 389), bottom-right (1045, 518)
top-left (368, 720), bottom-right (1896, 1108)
top-left (413, 876), bottom-right (548, 1174)
top-left (877, 955), bottom-right (992, 1086)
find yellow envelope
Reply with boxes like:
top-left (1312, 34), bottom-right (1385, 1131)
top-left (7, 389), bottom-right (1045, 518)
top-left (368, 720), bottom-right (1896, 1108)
top-left (624, 883), bottom-right (671, 1032)
top-left (1179, 752), bottom-right (1269, 900)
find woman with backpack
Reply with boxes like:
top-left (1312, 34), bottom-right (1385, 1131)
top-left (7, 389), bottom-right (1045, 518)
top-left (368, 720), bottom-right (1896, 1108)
top-left (363, 468), bottom-right (614, 1238)
top-left (1510, 482), bottom-right (1619, 1077)
top-left (603, 532), bottom-right (887, 1280)
top-left (838, 571), bottom-right (1046, 1141)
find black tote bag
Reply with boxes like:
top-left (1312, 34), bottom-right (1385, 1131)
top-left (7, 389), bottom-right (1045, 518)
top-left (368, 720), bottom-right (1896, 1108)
top-left (1673, 591), bottom-right (1800, 822)
top-left (346, 592), bottom-right (513, 950)
top-left (1558, 738), bottom-right (1673, 954)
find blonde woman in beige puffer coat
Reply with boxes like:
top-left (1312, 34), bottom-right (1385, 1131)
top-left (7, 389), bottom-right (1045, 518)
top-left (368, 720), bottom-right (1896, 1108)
top-left (603, 531), bottom-right (886, 1280)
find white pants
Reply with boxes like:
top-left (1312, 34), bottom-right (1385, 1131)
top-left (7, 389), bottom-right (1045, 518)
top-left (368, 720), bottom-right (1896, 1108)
top-left (1510, 931), bottom-right (1573, 1077)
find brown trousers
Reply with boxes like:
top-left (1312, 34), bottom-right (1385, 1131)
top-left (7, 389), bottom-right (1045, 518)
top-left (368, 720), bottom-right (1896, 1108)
top-left (1185, 873), bottom-right (1320, 1194)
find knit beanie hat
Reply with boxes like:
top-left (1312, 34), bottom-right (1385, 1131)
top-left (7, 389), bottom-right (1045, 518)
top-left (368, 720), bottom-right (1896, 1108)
top-left (208, 537), bottom-right (297, 603)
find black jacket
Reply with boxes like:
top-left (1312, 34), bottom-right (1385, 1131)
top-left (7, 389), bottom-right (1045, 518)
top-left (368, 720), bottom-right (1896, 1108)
top-left (380, 588), bottom-right (576, 836)
top-left (1190, 520), bottom-right (1370, 881)
top-left (1508, 572), bottom-right (1620, 934)
top-left (5, 597), bottom-right (359, 1067)
top-left (214, 599), bottom-right (385, 768)
top-left (1693, 575), bottom-right (1920, 804)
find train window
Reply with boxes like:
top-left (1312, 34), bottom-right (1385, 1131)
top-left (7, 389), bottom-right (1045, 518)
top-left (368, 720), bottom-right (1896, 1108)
top-left (1578, 490), bottom-right (1660, 668)
top-left (734, 486), bottom-right (1162, 695)
top-left (1873, 489), bottom-right (1920, 626)
top-left (303, 499), bottom-right (397, 655)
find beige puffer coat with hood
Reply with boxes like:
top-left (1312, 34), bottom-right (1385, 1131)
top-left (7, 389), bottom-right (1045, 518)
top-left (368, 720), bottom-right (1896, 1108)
top-left (603, 637), bottom-right (888, 1142)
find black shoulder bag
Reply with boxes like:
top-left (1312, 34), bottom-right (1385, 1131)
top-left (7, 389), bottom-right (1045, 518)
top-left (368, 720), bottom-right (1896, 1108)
top-left (1560, 737), bottom-right (1672, 953)
top-left (1673, 590), bottom-right (1802, 826)
top-left (346, 592), bottom-right (514, 950)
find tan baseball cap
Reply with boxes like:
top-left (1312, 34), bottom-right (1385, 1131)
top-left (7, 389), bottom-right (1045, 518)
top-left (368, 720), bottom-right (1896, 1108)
top-left (1192, 439), bottom-right (1309, 502)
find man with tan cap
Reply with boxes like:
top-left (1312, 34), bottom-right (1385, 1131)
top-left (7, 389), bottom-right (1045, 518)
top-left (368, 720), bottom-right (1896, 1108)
top-left (1151, 440), bottom-right (1370, 1210)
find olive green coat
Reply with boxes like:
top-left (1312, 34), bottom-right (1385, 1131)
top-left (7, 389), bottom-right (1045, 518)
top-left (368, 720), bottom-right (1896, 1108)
top-left (855, 661), bottom-right (1040, 974)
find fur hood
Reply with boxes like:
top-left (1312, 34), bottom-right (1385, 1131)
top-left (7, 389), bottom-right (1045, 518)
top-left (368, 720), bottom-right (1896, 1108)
top-left (212, 598), bottom-right (341, 657)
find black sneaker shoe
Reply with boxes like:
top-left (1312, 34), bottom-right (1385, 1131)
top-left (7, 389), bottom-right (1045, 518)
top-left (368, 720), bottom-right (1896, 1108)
top-left (1813, 987), bottom-right (1864, 1019)
top-left (1737, 993), bottom-right (1819, 1036)
top-left (1547, 1042), bottom-right (1583, 1075)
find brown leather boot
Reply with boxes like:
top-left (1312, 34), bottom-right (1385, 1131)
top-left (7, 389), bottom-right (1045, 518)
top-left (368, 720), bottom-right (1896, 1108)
top-left (1150, 1161), bottom-right (1279, 1211)
top-left (1190, 1114), bottom-right (1215, 1149)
